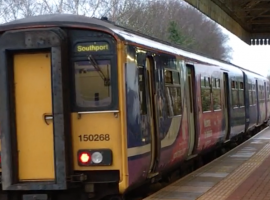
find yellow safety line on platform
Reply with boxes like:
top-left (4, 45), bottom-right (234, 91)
top-left (197, 142), bottom-right (270, 200)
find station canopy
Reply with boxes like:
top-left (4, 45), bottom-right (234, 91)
top-left (184, 0), bottom-right (270, 45)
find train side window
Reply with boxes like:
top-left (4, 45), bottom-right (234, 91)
top-left (138, 67), bottom-right (147, 114)
top-left (212, 78), bottom-right (216, 87)
top-left (232, 80), bottom-right (235, 88)
top-left (216, 78), bottom-right (220, 87)
top-left (205, 77), bottom-right (210, 87)
top-left (201, 76), bottom-right (205, 86)
top-left (240, 82), bottom-right (244, 89)
top-left (239, 81), bottom-right (244, 107)
top-left (263, 85), bottom-right (265, 100)
top-left (201, 76), bottom-right (211, 112)
top-left (172, 70), bottom-right (180, 84)
top-left (261, 84), bottom-right (265, 102)
top-left (165, 70), bottom-right (173, 84)
top-left (258, 85), bottom-right (263, 103)
top-left (164, 69), bottom-right (182, 116)
top-left (212, 78), bottom-right (221, 110)
top-left (262, 85), bottom-right (264, 100)
top-left (248, 83), bottom-right (253, 105)
top-left (252, 84), bottom-right (257, 104)
top-left (231, 80), bottom-right (239, 108)
top-left (258, 85), bottom-right (261, 102)
top-left (160, 55), bottom-right (177, 70)
top-left (268, 85), bottom-right (270, 102)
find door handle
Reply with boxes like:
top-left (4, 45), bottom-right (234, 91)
top-left (43, 113), bottom-right (53, 125)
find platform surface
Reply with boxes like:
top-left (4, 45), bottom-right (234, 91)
top-left (144, 126), bottom-right (270, 200)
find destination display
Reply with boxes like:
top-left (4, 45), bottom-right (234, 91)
top-left (75, 42), bottom-right (110, 53)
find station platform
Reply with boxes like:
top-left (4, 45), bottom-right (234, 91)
top-left (144, 126), bottom-right (270, 200)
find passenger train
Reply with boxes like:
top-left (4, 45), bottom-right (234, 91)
top-left (0, 14), bottom-right (269, 200)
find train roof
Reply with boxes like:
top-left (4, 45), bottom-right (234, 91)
top-left (0, 14), bottom-right (266, 78)
top-left (0, 14), bottom-right (116, 30)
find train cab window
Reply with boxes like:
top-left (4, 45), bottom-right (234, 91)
top-left (201, 76), bottom-right (211, 112)
top-left (164, 69), bottom-right (182, 117)
top-left (74, 60), bottom-right (112, 108)
top-left (212, 78), bottom-right (221, 110)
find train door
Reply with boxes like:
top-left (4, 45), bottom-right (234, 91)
top-left (223, 72), bottom-right (230, 141)
top-left (186, 64), bottom-right (197, 157)
top-left (0, 29), bottom-right (69, 191)
top-left (145, 56), bottom-right (159, 176)
top-left (14, 53), bottom-right (55, 181)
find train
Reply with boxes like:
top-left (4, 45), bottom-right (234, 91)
top-left (0, 13), bottom-right (269, 200)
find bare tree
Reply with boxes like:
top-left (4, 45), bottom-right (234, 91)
top-left (0, 0), bottom-right (109, 21)
top-left (0, 0), bottom-right (54, 22)
top-left (0, 0), bottom-right (232, 61)
top-left (108, 0), bottom-right (232, 61)
top-left (97, 0), bottom-right (231, 61)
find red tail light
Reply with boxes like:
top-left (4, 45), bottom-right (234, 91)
top-left (79, 152), bottom-right (91, 164)
top-left (77, 149), bottom-right (112, 166)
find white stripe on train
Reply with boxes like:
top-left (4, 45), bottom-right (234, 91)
top-left (127, 117), bottom-right (181, 157)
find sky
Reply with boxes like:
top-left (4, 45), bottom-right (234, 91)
top-left (181, 0), bottom-right (270, 77)
top-left (222, 26), bottom-right (270, 77)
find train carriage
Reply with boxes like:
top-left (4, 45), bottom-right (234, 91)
top-left (243, 71), bottom-right (269, 132)
top-left (0, 14), bottom-right (269, 200)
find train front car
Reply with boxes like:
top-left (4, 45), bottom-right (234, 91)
top-left (0, 15), bottom-right (127, 200)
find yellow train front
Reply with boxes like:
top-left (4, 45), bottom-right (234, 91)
top-left (0, 14), bottom-right (129, 200)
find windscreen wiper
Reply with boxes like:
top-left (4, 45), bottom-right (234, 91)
top-left (88, 55), bottom-right (111, 86)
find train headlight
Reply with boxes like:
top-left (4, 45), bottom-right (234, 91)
top-left (91, 152), bottom-right (103, 164)
top-left (77, 149), bottom-right (112, 166)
